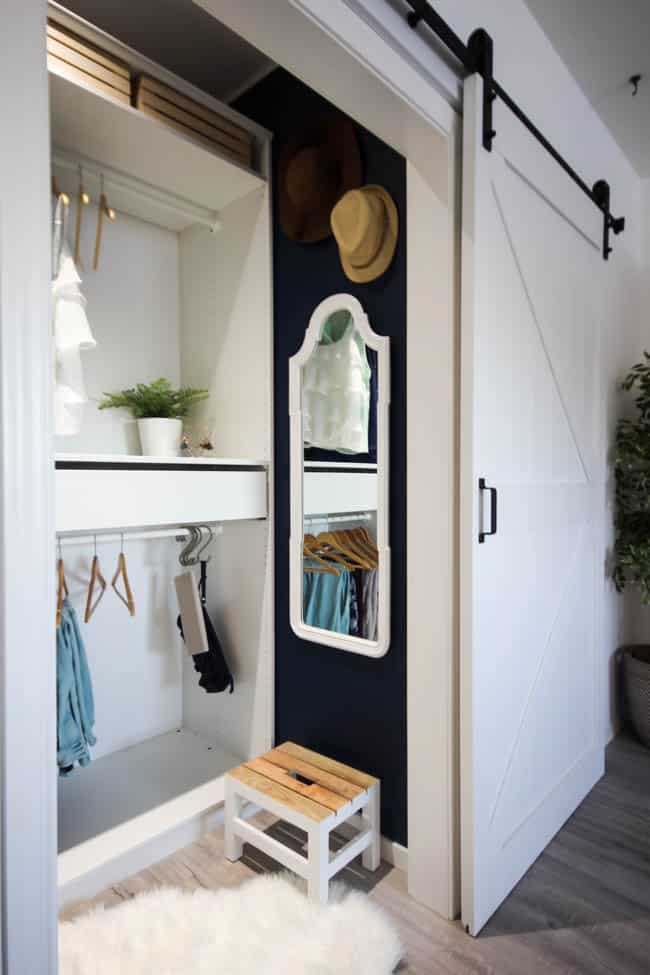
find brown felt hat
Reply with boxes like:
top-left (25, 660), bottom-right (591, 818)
top-left (330, 185), bottom-right (398, 283)
top-left (278, 116), bottom-right (362, 243)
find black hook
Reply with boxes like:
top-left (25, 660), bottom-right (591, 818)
top-left (629, 73), bottom-right (642, 96)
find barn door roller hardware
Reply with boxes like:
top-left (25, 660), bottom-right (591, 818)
top-left (404, 0), bottom-right (625, 260)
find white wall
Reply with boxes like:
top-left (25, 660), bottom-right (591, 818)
top-left (54, 202), bottom-right (180, 456)
top-left (179, 185), bottom-right (273, 760)
top-left (60, 537), bottom-right (183, 761)
top-left (1, 2), bottom-right (58, 970)
top-left (182, 519), bottom-right (272, 761)
top-left (179, 186), bottom-right (271, 460)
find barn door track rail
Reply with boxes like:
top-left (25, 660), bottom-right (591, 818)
top-left (403, 0), bottom-right (625, 260)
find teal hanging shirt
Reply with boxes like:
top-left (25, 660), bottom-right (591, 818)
top-left (57, 599), bottom-right (96, 775)
top-left (303, 561), bottom-right (351, 634)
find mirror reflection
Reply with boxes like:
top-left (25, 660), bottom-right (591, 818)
top-left (300, 305), bottom-right (380, 642)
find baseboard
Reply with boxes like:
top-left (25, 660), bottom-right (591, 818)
top-left (59, 807), bottom-right (408, 910)
top-left (381, 835), bottom-right (408, 872)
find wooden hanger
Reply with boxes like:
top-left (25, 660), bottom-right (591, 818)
top-left (303, 537), bottom-right (340, 575)
top-left (316, 531), bottom-right (373, 570)
top-left (93, 174), bottom-right (116, 270)
top-left (341, 527), bottom-right (378, 567)
top-left (112, 536), bottom-right (136, 616)
top-left (56, 555), bottom-right (69, 629)
top-left (84, 537), bottom-right (107, 623)
top-left (74, 164), bottom-right (90, 266)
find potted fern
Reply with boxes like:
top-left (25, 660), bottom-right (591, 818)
top-left (98, 378), bottom-right (209, 457)
top-left (613, 352), bottom-right (650, 746)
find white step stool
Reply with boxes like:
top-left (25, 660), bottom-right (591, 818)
top-left (224, 741), bottom-right (381, 903)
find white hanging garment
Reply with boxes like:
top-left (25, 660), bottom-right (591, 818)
top-left (302, 309), bottom-right (371, 454)
top-left (52, 198), bottom-right (96, 436)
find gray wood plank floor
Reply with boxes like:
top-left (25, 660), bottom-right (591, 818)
top-left (61, 734), bottom-right (650, 973)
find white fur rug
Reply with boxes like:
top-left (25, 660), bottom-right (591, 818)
top-left (59, 874), bottom-right (402, 975)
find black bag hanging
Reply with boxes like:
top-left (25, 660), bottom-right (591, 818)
top-left (176, 560), bottom-right (234, 694)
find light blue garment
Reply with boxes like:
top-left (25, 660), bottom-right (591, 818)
top-left (57, 599), bottom-right (96, 776)
top-left (303, 561), bottom-right (350, 635)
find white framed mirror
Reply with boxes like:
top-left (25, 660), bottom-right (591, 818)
top-left (289, 294), bottom-right (390, 657)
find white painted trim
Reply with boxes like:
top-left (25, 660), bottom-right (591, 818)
top-left (381, 836), bottom-right (408, 873)
top-left (459, 74), bottom-right (482, 937)
top-left (289, 0), bottom-right (457, 137)
top-left (289, 294), bottom-right (391, 658)
top-left (0, 3), bottom-right (58, 971)
top-left (406, 140), bottom-right (460, 920)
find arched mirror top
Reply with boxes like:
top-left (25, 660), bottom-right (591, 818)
top-left (294, 293), bottom-right (389, 367)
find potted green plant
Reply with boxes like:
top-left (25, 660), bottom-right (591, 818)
top-left (613, 351), bottom-right (650, 746)
top-left (98, 378), bottom-right (209, 457)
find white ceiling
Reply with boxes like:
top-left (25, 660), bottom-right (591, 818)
top-left (60, 0), bottom-right (273, 103)
top-left (525, 0), bottom-right (650, 177)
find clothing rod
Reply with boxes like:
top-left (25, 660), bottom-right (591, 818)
top-left (402, 0), bottom-right (625, 259)
top-left (57, 525), bottom-right (224, 546)
top-left (304, 512), bottom-right (374, 525)
top-left (51, 147), bottom-right (221, 233)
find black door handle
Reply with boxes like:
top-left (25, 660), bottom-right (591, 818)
top-left (478, 478), bottom-right (497, 543)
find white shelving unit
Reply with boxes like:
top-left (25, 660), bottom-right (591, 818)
top-left (50, 72), bottom-right (264, 232)
top-left (49, 3), bottom-right (274, 908)
top-left (55, 456), bottom-right (268, 534)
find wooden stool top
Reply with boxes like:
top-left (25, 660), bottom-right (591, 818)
top-left (227, 742), bottom-right (379, 823)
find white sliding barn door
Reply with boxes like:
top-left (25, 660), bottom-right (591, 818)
top-left (460, 74), bottom-right (604, 935)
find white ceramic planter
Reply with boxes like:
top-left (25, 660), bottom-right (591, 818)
top-left (137, 418), bottom-right (183, 457)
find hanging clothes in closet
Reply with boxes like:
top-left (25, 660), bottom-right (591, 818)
top-left (52, 195), bottom-right (96, 436)
top-left (303, 525), bottom-right (378, 638)
top-left (302, 309), bottom-right (371, 455)
top-left (176, 558), bottom-right (234, 694)
top-left (56, 598), bottom-right (96, 776)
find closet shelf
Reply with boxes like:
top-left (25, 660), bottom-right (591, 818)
top-left (49, 70), bottom-right (265, 232)
top-left (55, 456), bottom-right (268, 533)
top-left (304, 469), bottom-right (377, 517)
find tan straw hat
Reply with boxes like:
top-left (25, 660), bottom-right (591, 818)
top-left (330, 185), bottom-right (398, 283)
top-left (278, 116), bottom-right (362, 243)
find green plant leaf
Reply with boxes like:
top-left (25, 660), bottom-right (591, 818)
top-left (98, 377), bottom-right (209, 420)
top-left (613, 353), bottom-right (650, 602)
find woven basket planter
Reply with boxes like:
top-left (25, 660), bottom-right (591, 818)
top-left (621, 645), bottom-right (650, 748)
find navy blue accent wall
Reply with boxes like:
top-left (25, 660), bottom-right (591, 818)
top-left (236, 70), bottom-right (407, 844)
